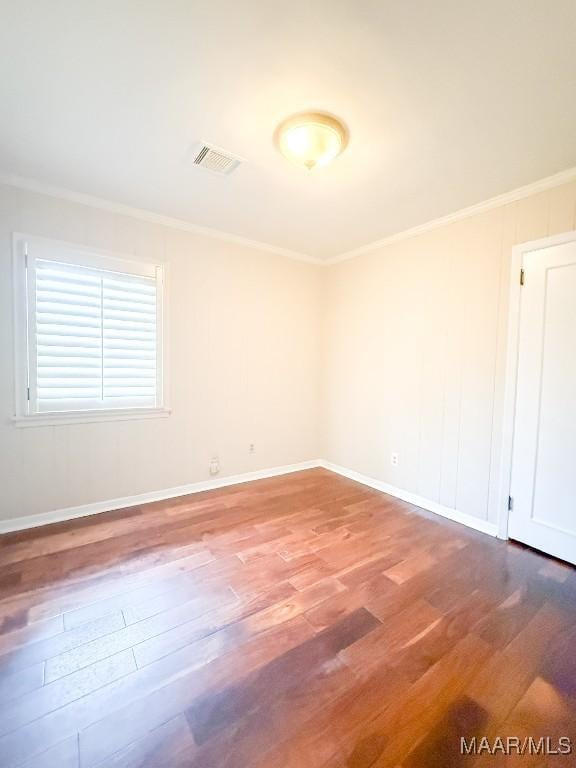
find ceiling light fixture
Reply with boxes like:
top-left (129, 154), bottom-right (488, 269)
top-left (275, 112), bottom-right (348, 171)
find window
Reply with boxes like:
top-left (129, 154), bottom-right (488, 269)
top-left (13, 235), bottom-right (167, 424)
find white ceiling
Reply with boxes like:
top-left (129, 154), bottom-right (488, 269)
top-left (1, 0), bottom-right (576, 261)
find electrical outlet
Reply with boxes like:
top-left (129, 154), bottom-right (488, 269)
top-left (209, 457), bottom-right (220, 475)
top-left (249, 443), bottom-right (255, 453)
top-left (390, 453), bottom-right (399, 467)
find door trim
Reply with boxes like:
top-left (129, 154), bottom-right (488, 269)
top-left (497, 230), bottom-right (576, 540)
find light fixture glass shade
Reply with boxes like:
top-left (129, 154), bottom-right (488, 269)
top-left (276, 113), bottom-right (348, 170)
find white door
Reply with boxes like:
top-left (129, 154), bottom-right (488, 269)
top-left (509, 239), bottom-right (576, 565)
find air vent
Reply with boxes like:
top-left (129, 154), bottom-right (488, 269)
top-left (192, 143), bottom-right (242, 175)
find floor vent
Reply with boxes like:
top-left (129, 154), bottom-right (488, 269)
top-left (192, 143), bottom-right (242, 175)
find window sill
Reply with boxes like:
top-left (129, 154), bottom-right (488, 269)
top-left (12, 407), bottom-right (172, 428)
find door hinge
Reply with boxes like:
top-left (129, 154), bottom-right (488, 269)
top-left (520, 268), bottom-right (525, 286)
top-left (27, 387), bottom-right (30, 402)
top-left (508, 495), bottom-right (514, 511)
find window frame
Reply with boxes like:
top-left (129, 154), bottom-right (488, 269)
top-left (12, 233), bottom-right (170, 427)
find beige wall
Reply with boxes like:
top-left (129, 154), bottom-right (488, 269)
top-left (2, 177), bottom-right (576, 529)
top-left (0, 185), bottom-right (322, 522)
top-left (323, 180), bottom-right (576, 525)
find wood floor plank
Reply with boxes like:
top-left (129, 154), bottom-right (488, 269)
top-left (78, 615), bottom-right (315, 766)
top-left (18, 735), bottom-right (79, 768)
top-left (185, 606), bottom-right (380, 744)
top-left (0, 661), bottom-right (45, 708)
top-left (0, 615), bottom-right (65, 657)
top-left (0, 649), bottom-right (136, 738)
top-left (43, 588), bottom-right (237, 682)
top-left (466, 602), bottom-right (576, 733)
top-left (131, 581), bottom-right (296, 668)
top-left (0, 612), bottom-right (125, 676)
top-left (0, 468), bottom-right (573, 768)
top-left (341, 632), bottom-right (494, 767)
top-left (0, 547), bottom-right (214, 627)
top-left (471, 676), bottom-right (576, 768)
top-left (63, 564), bottom-right (217, 629)
top-left (339, 598), bottom-right (442, 678)
top-left (94, 715), bottom-right (196, 768)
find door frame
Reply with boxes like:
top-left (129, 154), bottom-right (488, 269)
top-left (497, 229), bottom-right (576, 539)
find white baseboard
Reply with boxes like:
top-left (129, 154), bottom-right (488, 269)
top-left (0, 458), bottom-right (499, 538)
top-left (0, 460), bottom-right (322, 534)
top-left (318, 460), bottom-right (498, 537)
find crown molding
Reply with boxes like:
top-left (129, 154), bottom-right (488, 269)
top-left (3, 166), bottom-right (576, 267)
top-left (0, 172), bottom-right (322, 265)
top-left (327, 166), bottom-right (576, 264)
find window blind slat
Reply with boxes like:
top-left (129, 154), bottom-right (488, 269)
top-left (103, 337), bottom-right (156, 347)
top-left (37, 300), bottom-right (99, 313)
top-left (103, 360), bottom-right (155, 369)
top-left (103, 278), bottom-right (156, 294)
top-left (38, 377), bottom-right (102, 392)
top-left (104, 312), bottom-right (156, 323)
top-left (103, 350), bottom-right (156, 360)
top-left (38, 388), bottom-right (102, 399)
top-left (36, 291), bottom-right (101, 307)
top-left (39, 324), bottom-right (102, 339)
top-left (37, 281), bottom-right (101, 298)
top-left (38, 366), bottom-right (102, 375)
top-left (102, 289), bottom-right (156, 305)
top-left (37, 313), bottom-right (102, 328)
top-left (103, 369), bottom-right (155, 377)
top-left (38, 370), bottom-right (104, 379)
top-left (104, 320), bottom-right (156, 332)
top-left (104, 388), bottom-right (156, 397)
top-left (103, 299), bottom-right (157, 313)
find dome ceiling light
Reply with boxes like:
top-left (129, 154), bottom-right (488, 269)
top-left (275, 112), bottom-right (348, 171)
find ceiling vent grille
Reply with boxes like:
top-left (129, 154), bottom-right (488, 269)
top-left (192, 143), bottom-right (242, 175)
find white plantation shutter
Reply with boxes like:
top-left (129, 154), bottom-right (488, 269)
top-left (21, 244), bottom-right (164, 416)
top-left (102, 272), bottom-right (158, 406)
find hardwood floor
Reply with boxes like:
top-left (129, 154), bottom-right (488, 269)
top-left (0, 468), bottom-right (574, 767)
